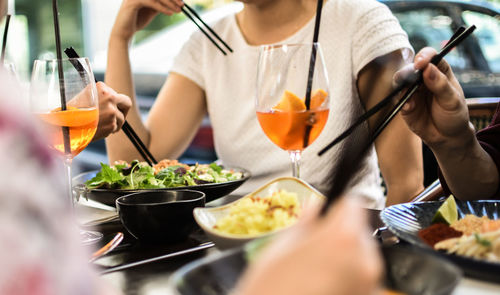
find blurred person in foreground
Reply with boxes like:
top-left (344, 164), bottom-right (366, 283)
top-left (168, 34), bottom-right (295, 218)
top-left (0, 70), bottom-right (121, 294)
top-left (235, 198), bottom-right (382, 295)
top-left (104, 0), bottom-right (425, 208)
top-left (396, 47), bottom-right (500, 200)
top-left (0, 2), bottom-right (129, 291)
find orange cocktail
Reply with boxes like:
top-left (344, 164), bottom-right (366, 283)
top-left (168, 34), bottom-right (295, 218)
top-left (257, 109), bottom-right (329, 150)
top-left (257, 89), bottom-right (329, 150)
top-left (36, 107), bottom-right (98, 158)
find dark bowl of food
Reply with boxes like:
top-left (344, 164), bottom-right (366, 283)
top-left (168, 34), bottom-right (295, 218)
top-left (116, 190), bottom-right (205, 243)
top-left (73, 161), bottom-right (250, 207)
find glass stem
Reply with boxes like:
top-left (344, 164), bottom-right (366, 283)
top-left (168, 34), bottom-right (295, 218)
top-left (288, 150), bottom-right (302, 178)
top-left (63, 157), bottom-right (74, 211)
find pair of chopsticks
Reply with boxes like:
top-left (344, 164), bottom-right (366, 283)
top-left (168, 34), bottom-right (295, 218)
top-left (319, 25), bottom-right (476, 214)
top-left (181, 3), bottom-right (232, 55)
top-left (64, 47), bottom-right (158, 167)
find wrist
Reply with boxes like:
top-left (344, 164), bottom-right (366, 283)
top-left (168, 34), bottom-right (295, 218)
top-left (109, 27), bottom-right (134, 46)
top-left (429, 122), bottom-right (477, 159)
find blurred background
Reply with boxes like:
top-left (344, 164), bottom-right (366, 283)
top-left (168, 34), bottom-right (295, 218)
top-left (1, 0), bottom-right (499, 180)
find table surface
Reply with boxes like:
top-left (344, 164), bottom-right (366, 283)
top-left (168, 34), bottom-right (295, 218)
top-left (78, 196), bottom-right (500, 295)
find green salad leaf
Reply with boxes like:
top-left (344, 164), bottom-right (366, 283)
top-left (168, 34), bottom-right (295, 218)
top-left (85, 161), bottom-right (243, 190)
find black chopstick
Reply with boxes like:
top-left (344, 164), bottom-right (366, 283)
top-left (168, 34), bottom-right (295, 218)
top-left (181, 3), bottom-right (232, 55)
top-left (318, 25), bottom-right (474, 156)
top-left (1, 14), bottom-right (11, 64)
top-left (319, 25), bottom-right (476, 214)
top-left (99, 242), bottom-right (214, 274)
top-left (64, 47), bottom-right (158, 166)
top-left (122, 121), bottom-right (158, 165)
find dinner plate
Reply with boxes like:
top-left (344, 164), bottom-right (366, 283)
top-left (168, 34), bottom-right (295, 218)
top-left (73, 167), bottom-right (251, 206)
top-left (381, 200), bottom-right (500, 282)
top-left (169, 244), bottom-right (461, 295)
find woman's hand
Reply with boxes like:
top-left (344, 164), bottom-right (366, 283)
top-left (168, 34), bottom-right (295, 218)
top-left (235, 198), bottom-right (382, 295)
top-left (93, 82), bottom-right (132, 141)
top-left (396, 47), bottom-right (473, 150)
top-left (111, 0), bottom-right (184, 42)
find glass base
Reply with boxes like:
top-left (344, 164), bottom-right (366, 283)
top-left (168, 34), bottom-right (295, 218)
top-left (81, 229), bottom-right (103, 245)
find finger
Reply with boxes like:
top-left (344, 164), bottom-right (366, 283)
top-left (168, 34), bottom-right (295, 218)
top-left (144, 0), bottom-right (177, 15)
top-left (422, 64), bottom-right (461, 109)
top-left (97, 81), bottom-right (118, 98)
top-left (323, 197), bottom-right (366, 234)
top-left (413, 47), bottom-right (438, 70)
top-left (392, 63), bottom-right (415, 88)
top-left (156, 0), bottom-right (181, 14)
top-left (115, 93), bottom-right (132, 117)
top-left (114, 112), bottom-right (125, 133)
top-left (296, 200), bottom-right (321, 227)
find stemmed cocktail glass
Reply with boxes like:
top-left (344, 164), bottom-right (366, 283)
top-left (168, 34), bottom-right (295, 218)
top-left (30, 57), bottom-right (102, 244)
top-left (256, 43), bottom-right (330, 178)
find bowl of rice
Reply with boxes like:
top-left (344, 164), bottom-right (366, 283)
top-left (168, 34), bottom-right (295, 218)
top-left (193, 177), bottom-right (326, 249)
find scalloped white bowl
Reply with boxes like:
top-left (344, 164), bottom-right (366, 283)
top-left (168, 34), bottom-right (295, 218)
top-left (193, 177), bottom-right (326, 249)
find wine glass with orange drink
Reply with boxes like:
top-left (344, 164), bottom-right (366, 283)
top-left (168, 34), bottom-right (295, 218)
top-left (256, 43), bottom-right (330, 178)
top-left (30, 57), bottom-right (102, 244)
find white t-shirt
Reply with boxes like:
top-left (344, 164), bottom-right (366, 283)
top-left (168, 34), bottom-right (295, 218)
top-left (171, 0), bottom-right (412, 209)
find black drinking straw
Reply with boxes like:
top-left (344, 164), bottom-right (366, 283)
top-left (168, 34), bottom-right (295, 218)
top-left (303, 0), bottom-right (324, 148)
top-left (52, 0), bottom-right (71, 155)
top-left (1, 14), bottom-right (11, 64)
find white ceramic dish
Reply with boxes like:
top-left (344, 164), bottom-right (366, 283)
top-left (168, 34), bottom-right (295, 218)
top-left (193, 177), bottom-right (326, 249)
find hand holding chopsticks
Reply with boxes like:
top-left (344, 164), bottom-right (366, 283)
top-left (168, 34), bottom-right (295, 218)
top-left (319, 25), bottom-right (476, 214)
top-left (64, 47), bottom-right (158, 166)
top-left (318, 25), bottom-right (475, 156)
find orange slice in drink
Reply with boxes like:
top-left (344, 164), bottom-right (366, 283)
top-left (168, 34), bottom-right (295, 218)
top-left (310, 89), bottom-right (328, 109)
top-left (272, 90), bottom-right (306, 111)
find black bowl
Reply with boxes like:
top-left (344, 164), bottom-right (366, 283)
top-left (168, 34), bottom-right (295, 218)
top-left (73, 167), bottom-right (250, 207)
top-left (170, 244), bottom-right (461, 295)
top-left (116, 190), bottom-right (205, 243)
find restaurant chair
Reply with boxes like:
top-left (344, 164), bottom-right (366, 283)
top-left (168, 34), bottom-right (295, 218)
top-left (413, 97), bottom-right (500, 203)
top-left (466, 97), bottom-right (500, 131)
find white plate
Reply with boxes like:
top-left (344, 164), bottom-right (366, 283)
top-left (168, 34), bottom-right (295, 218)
top-left (193, 177), bottom-right (325, 249)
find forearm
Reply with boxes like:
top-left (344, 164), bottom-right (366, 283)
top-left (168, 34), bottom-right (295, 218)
top-left (430, 124), bottom-right (499, 200)
top-left (104, 34), bottom-right (151, 163)
top-left (357, 50), bottom-right (424, 205)
top-left (378, 116), bottom-right (424, 206)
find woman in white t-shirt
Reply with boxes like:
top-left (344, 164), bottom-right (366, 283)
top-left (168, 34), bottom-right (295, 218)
top-left (105, 0), bottom-right (424, 208)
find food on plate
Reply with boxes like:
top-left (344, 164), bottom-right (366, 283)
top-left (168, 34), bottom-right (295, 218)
top-left (418, 223), bottom-right (462, 247)
top-left (418, 196), bottom-right (500, 262)
top-left (85, 159), bottom-right (243, 190)
top-left (450, 214), bottom-right (492, 236)
top-left (213, 190), bottom-right (300, 236)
